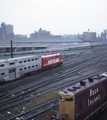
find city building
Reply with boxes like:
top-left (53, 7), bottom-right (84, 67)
top-left (101, 29), bottom-right (107, 40)
top-left (30, 28), bottom-right (50, 39)
top-left (14, 34), bottom-right (28, 39)
top-left (0, 27), bottom-right (5, 39)
top-left (1, 22), bottom-right (14, 39)
top-left (82, 32), bottom-right (96, 41)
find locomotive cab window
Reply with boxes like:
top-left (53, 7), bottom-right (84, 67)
top-left (65, 97), bottom-right (73, 101)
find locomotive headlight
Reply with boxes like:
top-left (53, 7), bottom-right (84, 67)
top-left (66, 111), bottom-right (68, 114)
top-left (62, 96), bottom-right (64, 101)
top-left (66, 111), bottom-right (68, 118)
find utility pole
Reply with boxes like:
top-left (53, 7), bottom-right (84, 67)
top-left (11, 40), bottom-right (13, 58)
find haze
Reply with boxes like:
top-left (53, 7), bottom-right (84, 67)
top-left (0, 0), bottom-right (107, 35)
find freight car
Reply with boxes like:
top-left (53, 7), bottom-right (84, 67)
top-left (0, 53), bottom-right (63, 82)
top-left (53, 73), bottom-right (107, 120)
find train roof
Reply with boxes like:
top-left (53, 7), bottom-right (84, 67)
top-left (60, 73), bottom-right (107, 95)
top-left (41, 53), bottom-right (61, 58)
top-left (0, 55), bottom-right (40, 62)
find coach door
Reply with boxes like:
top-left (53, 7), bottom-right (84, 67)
top-left (9, 69), bottom-right (16, 81)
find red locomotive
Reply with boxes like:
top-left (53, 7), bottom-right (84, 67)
top-left (42, 53), bottom-right (63, 69)
top-left (53, 73), bottom-right (107, 120)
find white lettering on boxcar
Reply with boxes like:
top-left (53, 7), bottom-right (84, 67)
top-left (88, 88), bottom-right (100, 106)
top-left (88, 95), bottom-right (100, 106)
top-left (90, 88), bottom-right (99, 97)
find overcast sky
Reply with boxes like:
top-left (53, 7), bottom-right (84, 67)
top-left (0, 0), bottom-right (107, 35)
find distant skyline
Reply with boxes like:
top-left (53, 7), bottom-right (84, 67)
top-left (0, 0), bottom-right (107, 35)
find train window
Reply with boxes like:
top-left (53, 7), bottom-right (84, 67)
top-left (24, 60), bottom-right (26, 62)
top-left (32, 66), bottom-right (34, 68)
top-left (65, 97), bottom-right (73, 101)
top-left (35, 58), bottom-right (38, 60)
top-left (19, 61), bottom-right (22, 63)
top-left (28, 60), bottom-right (30, 62)
top-left (32, 59), bottom-right (34, 61)
top-left (36, 65), bottom-right (38, 67)
top-left (20, 68), bottom-right (23, 71)
top-left (24, 67), bottom-right (27, 70)
top-left (0, 64), bottom-right (4, 67)
top-left (1, 73), bottom-right (5, 75)
top-left (10, 62), bottom-right (14, 65)
top-left (28, 66), bottom-right (31, 69)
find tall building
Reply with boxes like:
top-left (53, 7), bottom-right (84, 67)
top-left (0, 27), bottom-right (5, 39)
top-left (101, 29), bottom-right (107, 40)
top-left (1, 22), bottom-right (14, 39)
top-left (82, 32), bottom-right (96, 41)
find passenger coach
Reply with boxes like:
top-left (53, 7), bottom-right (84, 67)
top-left (0, 55), bottom-right (42, 82)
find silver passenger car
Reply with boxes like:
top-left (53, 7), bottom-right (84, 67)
top-left (0, 55), bottom-right (42, 82)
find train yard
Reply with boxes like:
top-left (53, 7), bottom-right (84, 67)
top-left (0, 46), bottom-right (107, 120)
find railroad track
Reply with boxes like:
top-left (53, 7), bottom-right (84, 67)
top-left (0, 58), bottom-right (107, 112)
top-left (1, 50), bottom-right (107, 119)
top-left (7, 70), bottom-right (107, 120)
top-left (0, 49), bottom-right (106, 95)
top-left (8, 97), bottom-right (58, 120)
